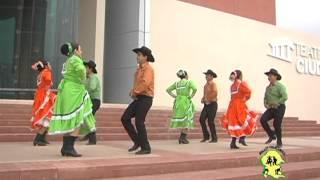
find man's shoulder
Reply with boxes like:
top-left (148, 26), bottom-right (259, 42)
top-left (276, 81), bottom-right (286, 88)
top-left (146, 63), bottom-right (154, 71)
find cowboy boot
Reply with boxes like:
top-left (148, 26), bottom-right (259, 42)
top-left (181, 133), bottom-right (189, 144)
top-left (41, 130), bottom-right (50, 144)
top-left (33, 133), bottom-right (46, 146)
top-left (239, 136), bottom-right (248, 146)
top-left (61, 136), bottom-right (82, 157)
top-left (87, 132), bottom-right (97, 145)
top-left (230, 137), bottom-right (239, 149)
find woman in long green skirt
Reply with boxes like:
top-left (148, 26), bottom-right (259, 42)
top-left (49, 42), bottom-right (96, 157)
top-left (167, 70), bottom-right (197, 144)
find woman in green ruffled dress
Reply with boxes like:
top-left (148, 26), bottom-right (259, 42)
top-left (49, 42), bottom-right (96, 157)
top-left (166, 70), bottom-right (197, 144)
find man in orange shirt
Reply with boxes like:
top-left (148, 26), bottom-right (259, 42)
top-left (121, 46), bottom-right (155, 155)
top-left (200, 70), bottom-right (218, 143)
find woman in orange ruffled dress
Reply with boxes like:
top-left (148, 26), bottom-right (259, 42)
top-left (30, 58), bottom-right (56, 146)
top-left (220, 70), bottom-right (257, 149)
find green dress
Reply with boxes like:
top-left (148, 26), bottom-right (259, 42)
top-left (167, 79), bottom-right (197, 128)
top-left (49, 55), bottom-right (96, 135)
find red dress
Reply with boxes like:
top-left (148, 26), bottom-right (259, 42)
top-left (220, 80), bottom-right (257, 137)
top-left (31, 68), bottom-right (56, 129)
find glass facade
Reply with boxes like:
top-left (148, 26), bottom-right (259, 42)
top-left (0, 0), bottom-right (79, 99)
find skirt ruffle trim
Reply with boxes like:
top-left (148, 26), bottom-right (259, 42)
top-left (220, 111), bottom-right (258, 137)
top-left (48, 92), bottom-right (96, 135)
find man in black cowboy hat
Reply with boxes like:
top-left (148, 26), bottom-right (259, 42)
top-left (260, 68), bottom-right (288, 148)
top-left (121, 46), bottom-right (155, 155)
top-left (199, 69), bottom-right (218, 143)
top-left (81, 60), bottom-right (101, 145)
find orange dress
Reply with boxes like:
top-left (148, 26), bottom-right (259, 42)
top-left (220, 80), bottom-right (257, 137)
top-left (31, 68), bottom-right (56, 129)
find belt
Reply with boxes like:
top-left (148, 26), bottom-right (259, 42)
top-left (205, 101), bottom-right (217, 105)
top-left (136, 95), bottom-right (153, 99)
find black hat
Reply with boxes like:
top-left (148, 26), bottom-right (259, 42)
top-left (265, 68), bottom-right (281, 80)
top-left (132, 46), bottom-right (155, 62)
top-left (204, 69), bottom-right (217, 78)
top-left (84, 60), bottom-right (97, 74)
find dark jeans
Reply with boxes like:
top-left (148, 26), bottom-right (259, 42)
top-left (121, 95), bottom-right (153, 150)
top-left (260, 104), bottom-right (286, 143)
top-left (91, 99), bottom-right (101, 116)
top-left (199, 102), bottom-right (218, 140)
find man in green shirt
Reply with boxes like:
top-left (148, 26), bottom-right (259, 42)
top-left (82, 60), bottom-right (101, 145)
top-left (260, 68), bottom-right (288, 148)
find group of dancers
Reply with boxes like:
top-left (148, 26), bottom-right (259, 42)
top-left (30, 44), bottom-right (288, 157)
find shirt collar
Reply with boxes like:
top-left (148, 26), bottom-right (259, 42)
top-left (206, 80), bottom-right (213, 85)
top-left (270, 81), bottom-right (279, 86)
top-left (139, 62), bottom-right (149, 69)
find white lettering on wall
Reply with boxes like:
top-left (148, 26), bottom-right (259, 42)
top-left (268, 39), bottom-right (320, 76)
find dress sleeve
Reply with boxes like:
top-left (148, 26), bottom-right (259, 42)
top-left (189, 80), bottom-right (197, 98)
top-left (240, 81), bottom-right (251, 100)
top-left (72, 57), bottom-right (86, 82)
top-left (41, 70), bottom-right (53, 89)
top-left (166, 82), bottom-right (177, 93)
top-left (189, 80), bottom-right (197, 91)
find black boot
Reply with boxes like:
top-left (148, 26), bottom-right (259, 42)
top-left (276, 139), bottom-right (283, 148)
top-left (135, 149), bottom-right (151, 155)
top-left (33, 133), bottom-right (46, 146)
top-left (61, 136), bottom-right (68, 155)
top-left (87, 132), bottom-right (97, 145)
top-left (33, 134), bottom-right (40, 146)
top-left (135, 144), bottom-right (151, 155)
top-left (128, 144), bottom-right (140, 152)
top-left (178, 133), bottom-right (183, 144)
top-left (41, 130), bottom-right (50, 144)
top-left (180, 133), bottom-right (189, 144)
top-left (230, 137), bottom-right (239, 149)
top-left (265, 135), bottom-right (276, 144)
top-left (209, 135), bottom-right (218, 143)
top-left (79, 134), bottom-right (89, 142)
top-left (239, 136), bottom-right (248, 146)
top-left (61, 136), bottom-right (82, 157)
top-left (200, 137), bottom-right (209, 143)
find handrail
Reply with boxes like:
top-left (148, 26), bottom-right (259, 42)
top-left (0, 88), bottom-right (57, 92)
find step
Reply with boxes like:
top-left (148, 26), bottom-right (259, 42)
top-left (0, 115), bottom-right (312, 126)
top-left (0, 121), bottom-right (316, 131)
top-left (1, 126), bottom-right (320, 134)
top-left (0, 120), bottom-right (320, 130)
top-left (106, 160), bottom-right (320, 180)
top-left (1, 131), bottom-right (320, 142)
top-left (0, 121), bottom-right (316, 130)
top-left (0, 148), bottom-right (319, 179)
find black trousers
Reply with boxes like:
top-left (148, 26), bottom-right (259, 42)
top-left (121, 95), bottom-right (153, 150)
top-left (260, 104), bottom-right (286, 143)
top-left (91, 99), bottom-right (101, 116)
top-left (199, 102), bottom-right (218, 140)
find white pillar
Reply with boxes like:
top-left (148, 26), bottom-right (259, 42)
top-left (95, 0), bottom-right (106, 101)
